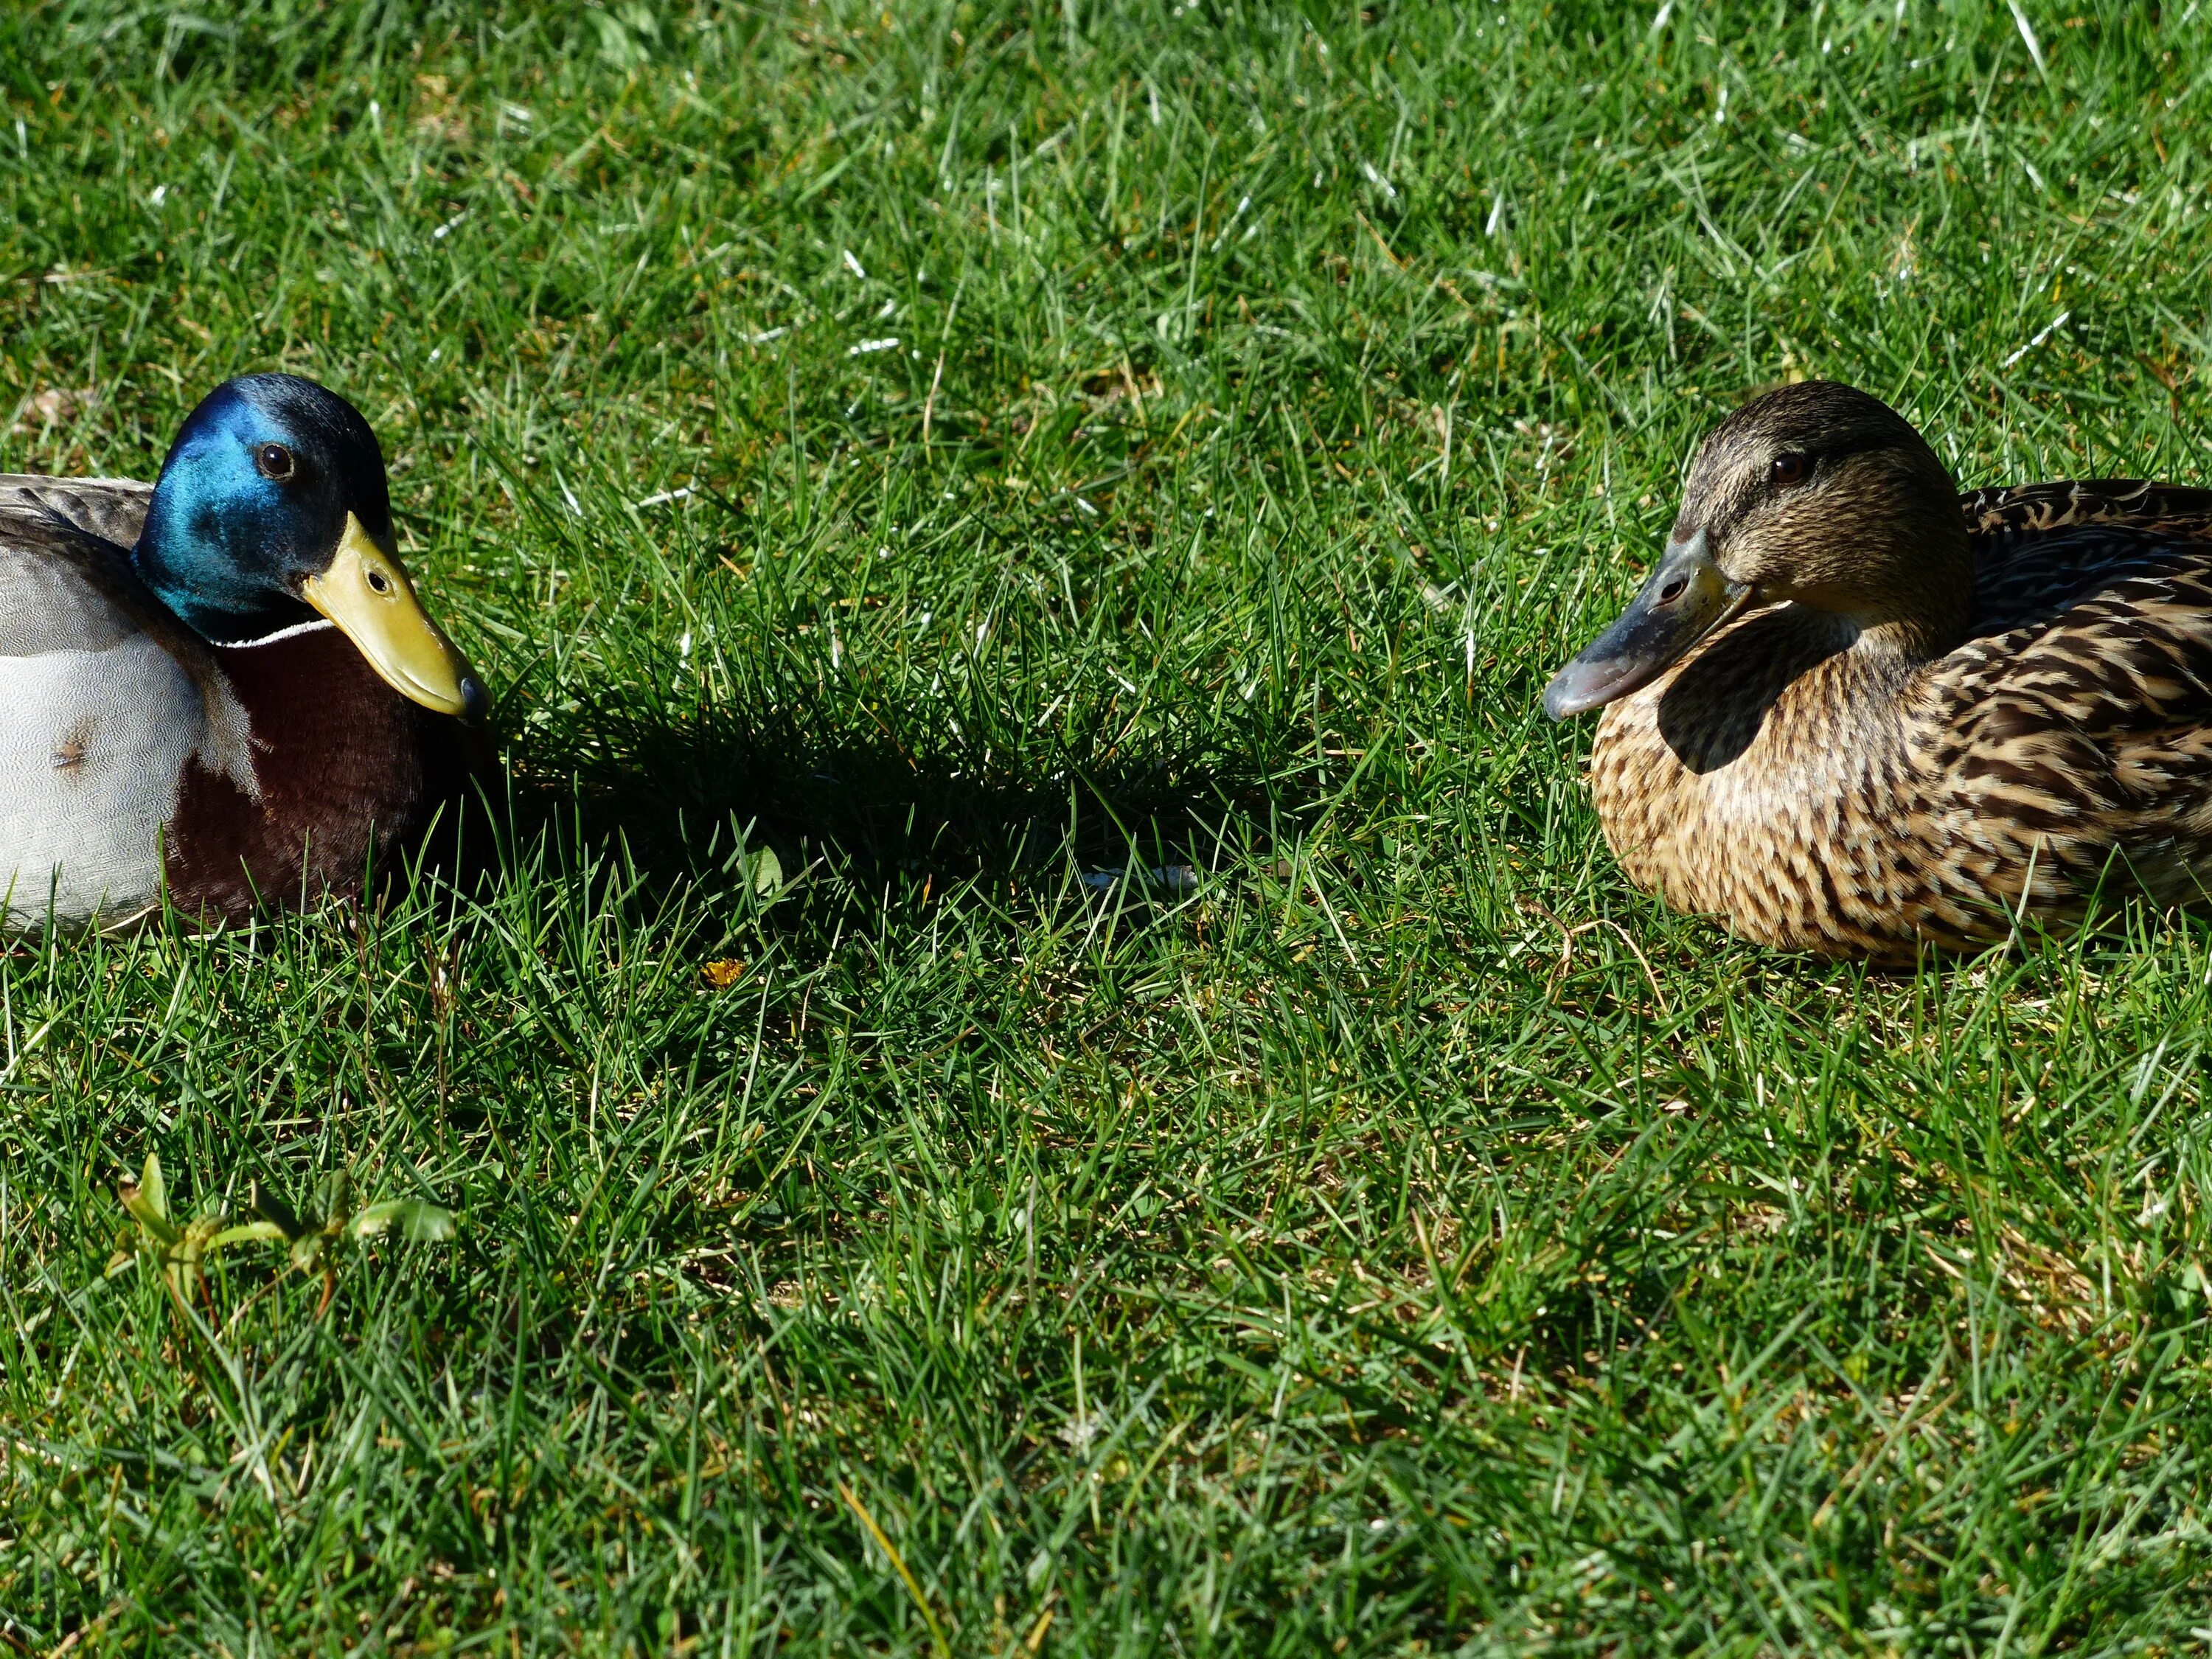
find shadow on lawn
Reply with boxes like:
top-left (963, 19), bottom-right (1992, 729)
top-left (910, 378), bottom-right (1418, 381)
top-left (500, 690), bottom-right (1317, 900)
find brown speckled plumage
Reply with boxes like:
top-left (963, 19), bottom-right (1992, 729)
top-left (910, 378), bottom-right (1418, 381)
top-left (1571, 383), bottom-right (2212, 962)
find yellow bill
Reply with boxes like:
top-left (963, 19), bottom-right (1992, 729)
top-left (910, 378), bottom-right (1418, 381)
top-left (302, 514), bottom-right (481, 718)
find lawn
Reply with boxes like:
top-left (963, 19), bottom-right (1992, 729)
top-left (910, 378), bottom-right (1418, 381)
top-left (4, 0), bottom-right (2212, 1650)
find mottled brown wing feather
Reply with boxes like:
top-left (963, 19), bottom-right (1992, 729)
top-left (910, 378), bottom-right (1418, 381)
top-left (1966, 481), bottom-right (2212, 626)
top-left (1932, 485), bottom-right (2212, 910)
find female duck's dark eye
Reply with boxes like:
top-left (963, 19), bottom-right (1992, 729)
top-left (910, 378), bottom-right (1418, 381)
top-left (256, 443), bottom-right (296, 481)
top-left (1769, 453), bottom-right (1810, 485)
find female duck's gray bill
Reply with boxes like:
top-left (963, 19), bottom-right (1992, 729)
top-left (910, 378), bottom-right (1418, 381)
top-left (1541, 528), bottom-right (1753, 720)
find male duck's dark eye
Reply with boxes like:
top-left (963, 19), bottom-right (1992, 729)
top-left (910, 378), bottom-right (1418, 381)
top-left (256, 443), bottom-right (296, 481)
top-left (1769, 453), bottom-right (1811, 485)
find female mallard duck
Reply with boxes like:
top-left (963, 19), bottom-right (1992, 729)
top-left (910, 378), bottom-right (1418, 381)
top-left (0, 372), bottom-right (487, 930)
top-left (1544, 379), bottom-right (2212, 962)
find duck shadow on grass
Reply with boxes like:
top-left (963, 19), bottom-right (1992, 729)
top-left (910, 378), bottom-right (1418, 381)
top-left (496, 694), bottom-right (1317, 913)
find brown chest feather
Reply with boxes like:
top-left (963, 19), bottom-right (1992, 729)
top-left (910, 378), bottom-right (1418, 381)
top-left (164, 627), bottom-right (484, 921)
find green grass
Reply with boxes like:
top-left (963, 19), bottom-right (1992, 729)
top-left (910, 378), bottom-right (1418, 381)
top-left (5, 0), bottom-right (2212, 1650)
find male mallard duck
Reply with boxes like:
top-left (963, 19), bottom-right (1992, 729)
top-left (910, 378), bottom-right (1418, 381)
top-left (0, 373), bottom-right (487, 930)
top-left (1543, 380), bottom-right (2212, 962)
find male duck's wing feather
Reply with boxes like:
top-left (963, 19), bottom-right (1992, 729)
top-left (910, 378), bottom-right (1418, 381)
top-left (0, 474), bottom-right (153, 553)
top-left (0, 475), bottom-right (171, 654)
top-left (0, 474), bottom-right (257, 793)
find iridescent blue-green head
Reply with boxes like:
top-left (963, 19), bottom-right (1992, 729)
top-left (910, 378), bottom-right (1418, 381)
top-left (136, 374), bottom-right (483, 718)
